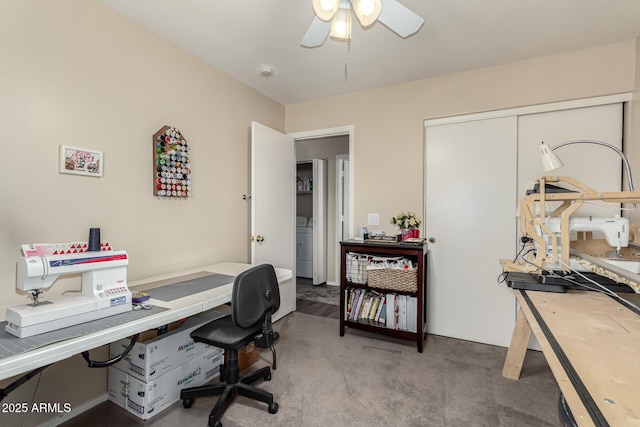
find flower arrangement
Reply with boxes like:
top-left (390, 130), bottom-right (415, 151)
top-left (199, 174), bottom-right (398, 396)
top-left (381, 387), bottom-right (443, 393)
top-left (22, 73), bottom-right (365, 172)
top-left (390, 211), bottom-right (422, 230)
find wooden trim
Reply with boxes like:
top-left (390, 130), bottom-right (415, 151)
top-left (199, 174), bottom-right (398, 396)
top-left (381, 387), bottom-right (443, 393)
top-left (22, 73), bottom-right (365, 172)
top-left (424, 93), bottom-right (632, 127)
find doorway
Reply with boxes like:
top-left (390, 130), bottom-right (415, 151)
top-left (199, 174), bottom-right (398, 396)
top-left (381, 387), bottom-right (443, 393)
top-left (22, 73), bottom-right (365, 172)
top-left (296, 159), bottom-right (327, 285)
top-left (290, 126), bottom-right (354, 290)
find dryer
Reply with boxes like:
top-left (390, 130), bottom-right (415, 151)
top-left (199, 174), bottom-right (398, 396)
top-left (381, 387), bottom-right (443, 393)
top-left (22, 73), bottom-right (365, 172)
top-left (296, 217), bottom-right (313, 278)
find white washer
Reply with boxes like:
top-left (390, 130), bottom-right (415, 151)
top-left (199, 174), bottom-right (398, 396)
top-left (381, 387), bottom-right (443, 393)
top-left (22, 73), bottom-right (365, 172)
top-left (296, 226), bottom-right (313, 278)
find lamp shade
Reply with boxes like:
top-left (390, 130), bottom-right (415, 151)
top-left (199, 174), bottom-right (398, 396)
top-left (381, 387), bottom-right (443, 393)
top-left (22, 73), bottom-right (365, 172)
top-left (540, 141), bottom-right (564, 171)
top-left (330, 6), bottom-right (352, 40)
top-left (352, 0), bottom-right (382, 27)
top-left (313, 0), bottom-right (340, 21)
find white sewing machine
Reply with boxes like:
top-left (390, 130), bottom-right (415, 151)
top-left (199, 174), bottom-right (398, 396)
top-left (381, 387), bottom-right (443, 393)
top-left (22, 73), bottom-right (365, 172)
top-left (5, 250), bottom-right (132, 338)
top-left (501, 176), bottom-right (640, 275)
top-left (543, 215), bottom-right (629, 255)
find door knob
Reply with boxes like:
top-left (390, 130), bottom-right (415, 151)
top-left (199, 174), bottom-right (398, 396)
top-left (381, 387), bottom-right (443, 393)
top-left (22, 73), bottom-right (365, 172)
top-left (256, 235), bottom-right (265, 242)
top-left (428, 237), bottom-right (436, 244)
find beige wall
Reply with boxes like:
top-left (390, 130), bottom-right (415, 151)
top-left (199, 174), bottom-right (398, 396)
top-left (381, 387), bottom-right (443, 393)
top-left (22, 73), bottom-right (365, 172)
top-left (0, 1), bottom-right (284, 424)
top-left (285, 39), bottom-right (639, 234)
top-left (2, 1), bottom-right (639, 423)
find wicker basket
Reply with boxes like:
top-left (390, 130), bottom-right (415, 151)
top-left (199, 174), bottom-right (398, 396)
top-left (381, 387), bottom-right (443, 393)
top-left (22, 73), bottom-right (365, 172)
top-left (366, 267), bottom-right (417, 292)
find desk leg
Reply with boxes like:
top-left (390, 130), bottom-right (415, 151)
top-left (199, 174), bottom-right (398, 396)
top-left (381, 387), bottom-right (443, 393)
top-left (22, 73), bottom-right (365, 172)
top-left (502, 308), bottom-right (532, 380)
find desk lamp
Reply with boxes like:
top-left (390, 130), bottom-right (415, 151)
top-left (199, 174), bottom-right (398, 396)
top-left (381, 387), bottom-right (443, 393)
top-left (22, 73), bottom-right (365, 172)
top-left (539, 140), bottom-right (635, 191)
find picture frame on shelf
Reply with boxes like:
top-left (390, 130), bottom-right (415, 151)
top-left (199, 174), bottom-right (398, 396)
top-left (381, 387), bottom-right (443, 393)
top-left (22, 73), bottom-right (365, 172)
top-left (59, 145), bottom-right (103, 177)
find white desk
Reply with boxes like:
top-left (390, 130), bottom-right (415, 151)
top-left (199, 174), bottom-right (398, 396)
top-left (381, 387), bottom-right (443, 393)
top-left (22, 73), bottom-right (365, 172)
top-left (0, 262), bottom-right (292, 382)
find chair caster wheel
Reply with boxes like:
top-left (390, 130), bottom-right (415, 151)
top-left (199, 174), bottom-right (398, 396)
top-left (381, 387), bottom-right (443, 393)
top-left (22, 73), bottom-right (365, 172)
top-left (268, 402), bottom-right (279, 414)
top-left (265, 372), bottom-right (272, 381)
top-left (182, 398), bottom-right (194, 408)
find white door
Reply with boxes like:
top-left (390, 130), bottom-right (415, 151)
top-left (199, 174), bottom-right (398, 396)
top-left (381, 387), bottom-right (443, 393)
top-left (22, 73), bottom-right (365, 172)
top-left (425, 116), bottom-right (518, 348)
top-left (251, 121), bottom-right (296, 320)
top-left (312, 159), bottom-right (327, 285)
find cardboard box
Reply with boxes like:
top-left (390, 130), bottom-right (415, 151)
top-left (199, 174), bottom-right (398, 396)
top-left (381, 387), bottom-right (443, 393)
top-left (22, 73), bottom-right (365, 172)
top-left (225, 342), bottom-right (260, 372)
top-left (108, 348), bottom-right (224, 420)
top-left (109, 310), bottom-right (225, 382)
top-left (137, 321), bottom-right (181, 342)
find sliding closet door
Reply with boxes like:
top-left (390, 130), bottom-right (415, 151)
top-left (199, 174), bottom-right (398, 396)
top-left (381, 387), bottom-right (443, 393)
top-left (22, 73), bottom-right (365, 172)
top-left (518, 103), bottom-right (623, 217)
top-left (425, 99), bottom-right (625, 348)
top-left (425, 117), bottom-right (518, 347)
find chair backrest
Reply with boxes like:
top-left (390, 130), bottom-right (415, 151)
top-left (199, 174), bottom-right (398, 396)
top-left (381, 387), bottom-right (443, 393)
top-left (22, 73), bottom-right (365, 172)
top-left (232, 264), bottom-right (281, 329)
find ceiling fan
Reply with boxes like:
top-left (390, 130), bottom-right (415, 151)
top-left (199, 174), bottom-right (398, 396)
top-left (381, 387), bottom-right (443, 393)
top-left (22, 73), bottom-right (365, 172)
top-left (301, 0), bottom-right (424, 48)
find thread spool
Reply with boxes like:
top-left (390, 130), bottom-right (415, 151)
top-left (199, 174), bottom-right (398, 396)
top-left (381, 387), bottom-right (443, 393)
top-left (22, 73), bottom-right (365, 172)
top-left (88, 228), bottom-right (101, 252)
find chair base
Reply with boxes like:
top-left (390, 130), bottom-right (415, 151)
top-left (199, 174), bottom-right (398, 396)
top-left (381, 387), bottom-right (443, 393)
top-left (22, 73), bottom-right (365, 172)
top-left (181, 366), bottom-right (278, 427)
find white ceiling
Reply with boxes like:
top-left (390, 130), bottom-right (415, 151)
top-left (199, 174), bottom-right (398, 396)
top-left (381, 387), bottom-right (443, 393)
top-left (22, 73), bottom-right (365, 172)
top-left (97, 0), bottom-right (640, 106)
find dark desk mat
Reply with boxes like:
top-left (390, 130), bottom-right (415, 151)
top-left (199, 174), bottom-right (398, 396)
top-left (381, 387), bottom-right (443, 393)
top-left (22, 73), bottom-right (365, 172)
top-left (0, 305), bottom-right (166, 359)
top-left (146, 273), bottom-right (235, 302)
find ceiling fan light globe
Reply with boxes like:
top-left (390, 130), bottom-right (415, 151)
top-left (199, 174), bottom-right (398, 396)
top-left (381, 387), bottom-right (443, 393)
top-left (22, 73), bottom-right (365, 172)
top-left (313, 0), bottom-right (340, 21)
top-left (330, 7), bottom-right (352, 40)
top-left (352, 0), bottom-right (382, 27)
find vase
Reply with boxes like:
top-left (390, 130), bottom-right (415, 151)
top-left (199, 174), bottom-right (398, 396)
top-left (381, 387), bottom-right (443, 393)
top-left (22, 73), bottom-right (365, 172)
top-left (410, 228), bottom-right (419, 238)
top-left (401, 229), bottom-right (411, 240)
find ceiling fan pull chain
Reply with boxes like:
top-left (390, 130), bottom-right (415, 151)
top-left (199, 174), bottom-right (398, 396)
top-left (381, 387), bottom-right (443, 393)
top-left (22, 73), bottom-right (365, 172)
top-left (344, 39), bottom-right (350, 82)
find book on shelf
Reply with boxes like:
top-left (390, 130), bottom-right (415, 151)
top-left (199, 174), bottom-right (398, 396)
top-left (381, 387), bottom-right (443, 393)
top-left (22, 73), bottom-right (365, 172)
top-left (346, 288), bottom-right (355, 319)
top-left (353, 290), bottom-right (362, 319)
top-left (406, 296), bottom-right (417, 332)
top-left (369, 297), bottom-right (380, 320)
top-left (394, 295), bottom-right (400, 330)
top-left (360, 296), bottom-right (372, 320)
top-left (374, 296), bottom-right (385, 322)
top-left (398, 295), bottom-right (407, 331)
top-left (344, 289), bottom-right (416, 331)
top-left (403, 237), bottom-right (425, 244)
top-left (382, 293), bottom-right (417, 332)
top-left (347, 289), bottom-right (357, 320)
top-left (378, 299), bottom-right (387, 324)
top-left (386, 293), bottom-right (396, 330)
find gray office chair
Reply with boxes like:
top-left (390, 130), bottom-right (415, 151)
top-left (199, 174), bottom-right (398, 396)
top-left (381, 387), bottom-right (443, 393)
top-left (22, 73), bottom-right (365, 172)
top-left (180, 264), bottom-right (281, 427)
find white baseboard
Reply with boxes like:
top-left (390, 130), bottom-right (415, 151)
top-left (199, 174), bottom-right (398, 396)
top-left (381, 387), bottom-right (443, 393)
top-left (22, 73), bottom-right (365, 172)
top-left (38, 393), bottom-right (108, 427)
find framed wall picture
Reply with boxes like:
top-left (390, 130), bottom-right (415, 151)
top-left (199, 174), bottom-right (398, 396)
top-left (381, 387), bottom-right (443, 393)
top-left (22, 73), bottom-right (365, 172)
top-left (59, 145), bottom-right (103, 177)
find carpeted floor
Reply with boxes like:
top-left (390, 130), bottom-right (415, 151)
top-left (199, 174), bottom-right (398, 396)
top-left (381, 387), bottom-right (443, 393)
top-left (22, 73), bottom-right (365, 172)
top-left (61, 312), bottom-right (561, 427)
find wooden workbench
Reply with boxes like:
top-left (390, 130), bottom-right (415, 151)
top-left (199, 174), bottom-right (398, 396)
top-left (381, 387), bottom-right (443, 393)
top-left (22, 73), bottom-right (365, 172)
top-left (502, 287), bottom-right (640, 426)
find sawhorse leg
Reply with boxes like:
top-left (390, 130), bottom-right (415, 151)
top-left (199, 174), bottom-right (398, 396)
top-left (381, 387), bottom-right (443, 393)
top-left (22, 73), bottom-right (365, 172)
top-left (502, 308), bottom-right (531, 380)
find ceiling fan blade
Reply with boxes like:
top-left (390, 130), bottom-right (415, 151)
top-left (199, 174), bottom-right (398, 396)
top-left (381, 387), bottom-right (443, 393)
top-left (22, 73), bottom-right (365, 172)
top-left (378, 0), bottom-right (424, 38)
top-left (301, 16), bottom-right (331, 47)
